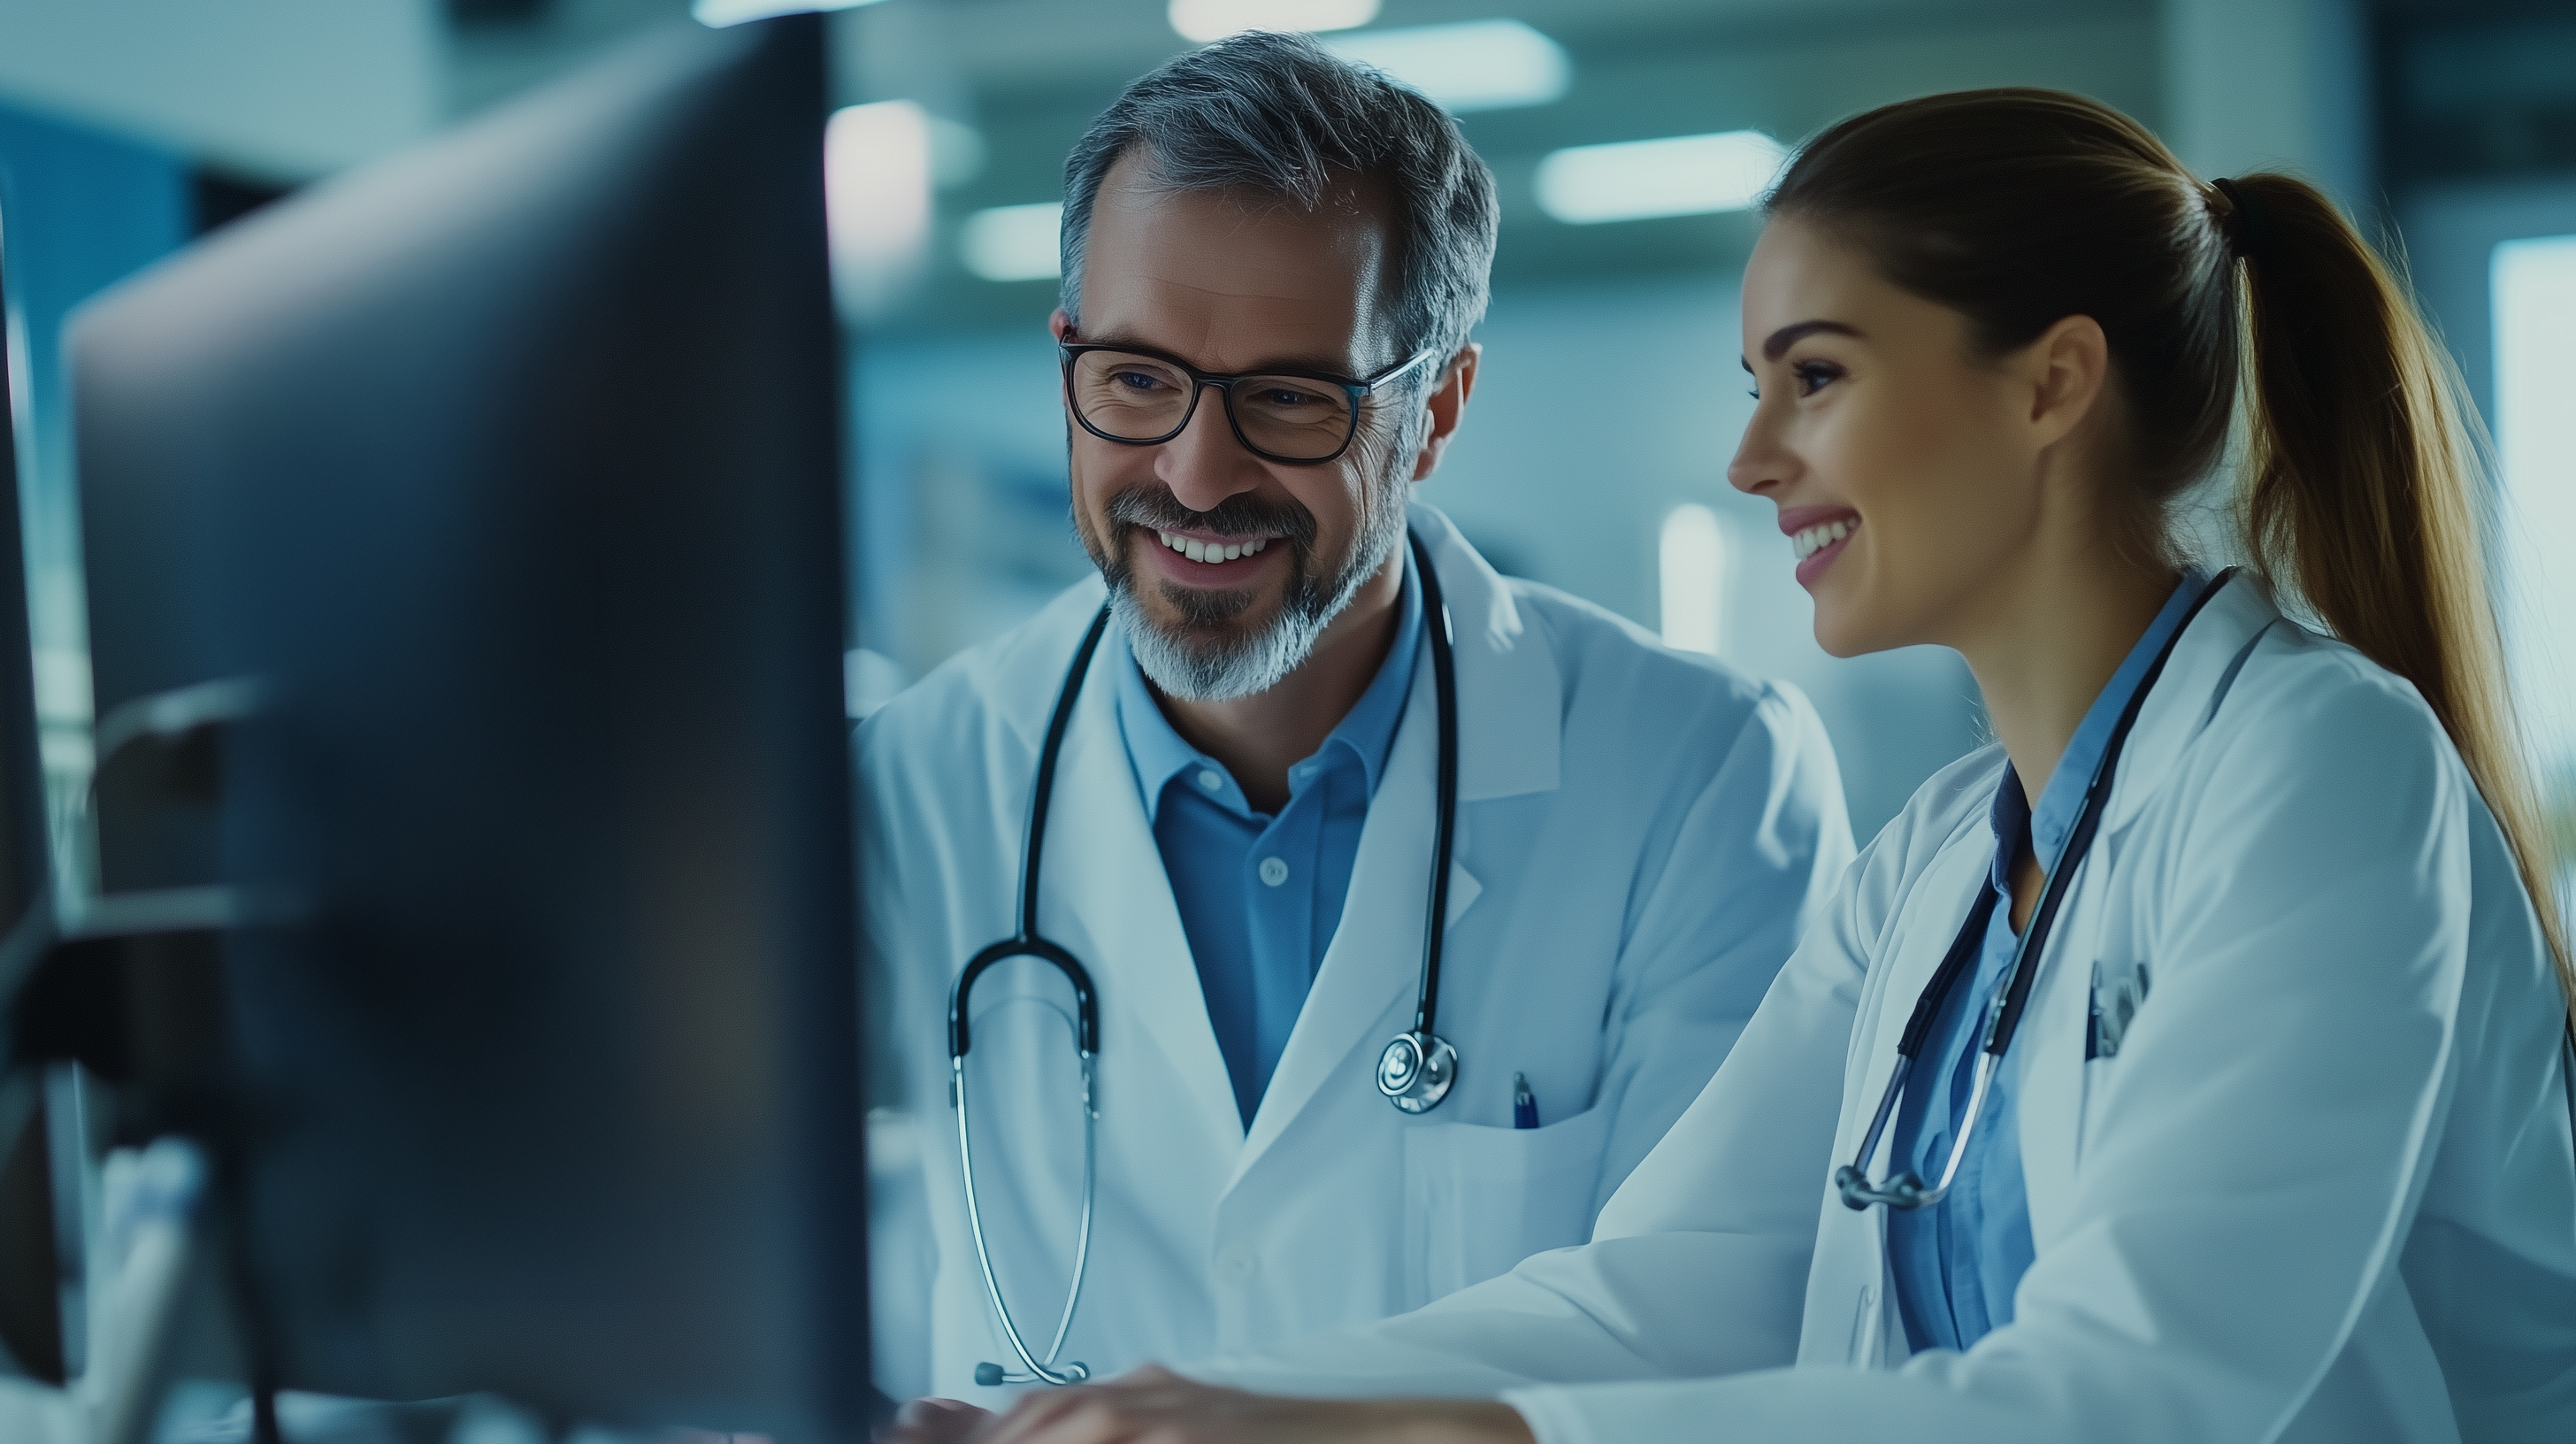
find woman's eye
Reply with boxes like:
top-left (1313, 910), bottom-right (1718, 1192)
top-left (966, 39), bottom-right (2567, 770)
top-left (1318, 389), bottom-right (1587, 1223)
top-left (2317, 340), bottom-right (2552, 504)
top-left (1793, 361), bottom-right (1844, 397)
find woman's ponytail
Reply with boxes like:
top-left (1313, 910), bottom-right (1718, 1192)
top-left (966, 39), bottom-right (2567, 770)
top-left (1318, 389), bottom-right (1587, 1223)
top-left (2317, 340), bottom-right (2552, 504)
top-left (2227, 173), bottom-right (2574, 1026)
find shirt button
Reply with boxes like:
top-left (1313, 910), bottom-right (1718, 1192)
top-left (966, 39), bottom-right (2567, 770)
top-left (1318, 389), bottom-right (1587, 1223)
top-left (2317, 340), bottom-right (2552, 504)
top-left (1259, 856), bottom-right (1289, 887)
top-left (1217, 1243), bottom-right (1257, 1280)
top-left (1196, 768), bottom-right (1223, 792)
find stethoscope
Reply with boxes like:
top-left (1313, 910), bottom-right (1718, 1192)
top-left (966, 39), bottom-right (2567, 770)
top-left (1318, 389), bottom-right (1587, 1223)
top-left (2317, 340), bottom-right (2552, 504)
top-left (947, 528), bottom-right (1464, 1386)
top-left (1836, 567), bottom-right (2235, 1213)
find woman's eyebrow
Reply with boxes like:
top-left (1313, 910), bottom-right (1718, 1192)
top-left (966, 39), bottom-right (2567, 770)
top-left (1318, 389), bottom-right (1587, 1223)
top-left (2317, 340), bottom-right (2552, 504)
top-left (1762, 319), bottom-right (1864, 360)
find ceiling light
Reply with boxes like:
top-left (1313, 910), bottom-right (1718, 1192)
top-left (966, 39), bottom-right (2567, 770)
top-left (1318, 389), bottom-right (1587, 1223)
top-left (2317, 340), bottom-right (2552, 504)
top-left (1535, 130), bottom-right (1788, 226)
top-left (825, 101), bottom-right (932, 315)
top-left (1169, 0), bottom-right (1379, 45)
top-left (694, 0), bottom-right (890, 26)
top-left (1327, 21), bottom-right (1569, 113)
top-left (962, 203), bottom-right (1064, 283)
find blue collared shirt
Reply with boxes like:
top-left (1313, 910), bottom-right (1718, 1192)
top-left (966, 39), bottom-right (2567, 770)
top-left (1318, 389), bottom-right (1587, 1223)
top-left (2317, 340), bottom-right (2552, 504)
top-left (1113, 557), bottom-right (1423, 1128)
top-left (1889, 568), bottom-right (2208, 1353)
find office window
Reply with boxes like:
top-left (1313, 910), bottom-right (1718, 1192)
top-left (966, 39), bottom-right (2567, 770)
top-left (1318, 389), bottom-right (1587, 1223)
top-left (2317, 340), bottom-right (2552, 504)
top-left (2492, 232), bottom-right (2576, 884)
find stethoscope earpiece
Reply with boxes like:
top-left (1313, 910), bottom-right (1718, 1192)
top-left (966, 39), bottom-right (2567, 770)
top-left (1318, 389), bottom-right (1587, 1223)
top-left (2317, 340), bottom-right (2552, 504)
top-left (975, 1360), bottom-right (1089, 1387)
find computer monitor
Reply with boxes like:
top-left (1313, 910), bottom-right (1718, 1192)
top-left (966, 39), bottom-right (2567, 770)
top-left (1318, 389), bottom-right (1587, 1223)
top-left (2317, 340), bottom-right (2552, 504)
top-left (0, 237), bottom-right (72, 1389)
top-left (67, 15), bottom-right (866, 1438)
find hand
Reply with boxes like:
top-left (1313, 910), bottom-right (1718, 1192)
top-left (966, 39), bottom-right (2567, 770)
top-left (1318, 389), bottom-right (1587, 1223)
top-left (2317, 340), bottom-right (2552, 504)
top-left (878, 1396), bottom-right (995, 1444)
top-left (971, 1366), bottom-right (1534, 1444)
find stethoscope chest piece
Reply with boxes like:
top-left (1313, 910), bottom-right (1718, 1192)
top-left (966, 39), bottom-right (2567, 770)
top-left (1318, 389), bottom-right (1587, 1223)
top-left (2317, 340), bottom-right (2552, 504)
top-left (1376, 1029), bottom-right (1457, 1113)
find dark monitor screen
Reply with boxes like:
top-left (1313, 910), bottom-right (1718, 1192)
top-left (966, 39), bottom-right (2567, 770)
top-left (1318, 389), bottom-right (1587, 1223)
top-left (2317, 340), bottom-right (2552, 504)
top-left (0, 227), bottom-right (71, 1390)
top-left (67, 17), bottom-right (866, 1437)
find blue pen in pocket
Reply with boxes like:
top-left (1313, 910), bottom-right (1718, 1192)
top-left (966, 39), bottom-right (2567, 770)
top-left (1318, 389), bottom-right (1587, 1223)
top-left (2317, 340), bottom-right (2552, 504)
top-left (1513, 1071), bottom-right (1539, 1129)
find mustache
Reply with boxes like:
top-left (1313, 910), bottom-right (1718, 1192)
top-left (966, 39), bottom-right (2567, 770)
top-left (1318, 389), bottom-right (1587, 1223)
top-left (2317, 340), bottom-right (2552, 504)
top-left (1104, 487), bottom-right (1319, 548)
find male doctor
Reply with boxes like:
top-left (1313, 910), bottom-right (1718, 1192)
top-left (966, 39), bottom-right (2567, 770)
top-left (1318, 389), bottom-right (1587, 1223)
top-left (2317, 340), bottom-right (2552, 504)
top-left (861, 32), bottom-right (1852, 1409)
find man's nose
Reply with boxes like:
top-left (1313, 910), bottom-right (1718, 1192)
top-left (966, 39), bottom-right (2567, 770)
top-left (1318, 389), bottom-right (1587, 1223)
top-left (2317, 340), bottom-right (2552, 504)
top-left (1154, 384), bottom-right (1268, 513)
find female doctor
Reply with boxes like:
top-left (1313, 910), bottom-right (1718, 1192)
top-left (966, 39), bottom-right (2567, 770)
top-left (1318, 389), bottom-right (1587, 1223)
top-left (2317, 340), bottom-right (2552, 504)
top-left (898, 87), bottom-right (2576, 1444)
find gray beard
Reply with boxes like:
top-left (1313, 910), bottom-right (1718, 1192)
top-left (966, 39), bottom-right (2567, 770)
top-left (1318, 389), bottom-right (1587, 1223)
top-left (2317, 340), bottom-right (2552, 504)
top-left (1092, 471), bottom-right (1411, 704)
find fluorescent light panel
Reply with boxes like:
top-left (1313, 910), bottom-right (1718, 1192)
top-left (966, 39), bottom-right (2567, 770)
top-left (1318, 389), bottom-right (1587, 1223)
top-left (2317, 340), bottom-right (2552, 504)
top-left (1327, 20), bottom-right (1569, 113)
top-left (1169, 0), bottom-right (1378, 44)
top-left (1659, 504), bottom-right (1727, 657)
top-left (694, 0), bottom-right (888, 26)
top-left (1536, 130), bottom-right (1787, 225)
top-left (962, 203), bottom-right (1064, 283)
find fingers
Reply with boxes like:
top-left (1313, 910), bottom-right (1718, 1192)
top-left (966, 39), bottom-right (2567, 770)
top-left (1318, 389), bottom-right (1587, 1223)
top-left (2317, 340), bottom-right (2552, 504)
top-left (977, 1387), bottom-right (1109, 1444)
top-left (876, 1395), bottom-right (994, 1444)
top-left (972, 1372), bottom-right (1246, 1444)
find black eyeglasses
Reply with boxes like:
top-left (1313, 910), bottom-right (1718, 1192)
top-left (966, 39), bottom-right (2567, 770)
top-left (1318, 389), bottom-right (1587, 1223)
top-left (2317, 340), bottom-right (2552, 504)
top-left (1059, 342), bottom-right (1439, 465)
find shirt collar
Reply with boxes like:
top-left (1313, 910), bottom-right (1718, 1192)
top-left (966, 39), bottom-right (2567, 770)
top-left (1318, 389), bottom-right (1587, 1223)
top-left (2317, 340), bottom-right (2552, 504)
top-left (1114, 546), bottom-right (1423, 823)
top-left (1992, 567), bottom-right (2211, 890)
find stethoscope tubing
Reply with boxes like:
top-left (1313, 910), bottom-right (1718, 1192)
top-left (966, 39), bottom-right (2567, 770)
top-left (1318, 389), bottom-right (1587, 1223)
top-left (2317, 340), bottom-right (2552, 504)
top-left (1407, 528), bottom-right (1460, 1040)
top-left (947, 529), bottom-right (1465, 1385)
top-left (948, 605), bottom-right (1112, 1386)
top-left (953, 1055), bottom-right (1095, 1385)
top-left (1836, 568), bottom-right (2238, 1212)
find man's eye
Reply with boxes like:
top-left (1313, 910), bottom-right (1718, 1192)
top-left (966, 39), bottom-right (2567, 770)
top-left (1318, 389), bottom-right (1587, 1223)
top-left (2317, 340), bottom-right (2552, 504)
top-left (1113, 370), bottom-right (1170, 392)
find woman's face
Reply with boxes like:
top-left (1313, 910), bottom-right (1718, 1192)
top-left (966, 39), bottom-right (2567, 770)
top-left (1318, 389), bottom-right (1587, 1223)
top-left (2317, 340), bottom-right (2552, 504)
top-left (1729, 216), bottom-right (2084, 658)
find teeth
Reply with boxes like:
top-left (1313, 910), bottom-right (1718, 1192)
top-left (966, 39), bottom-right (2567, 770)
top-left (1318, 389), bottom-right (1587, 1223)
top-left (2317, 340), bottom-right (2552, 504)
top-left (1790, 518), bottom-right (1856, 562)
top-left (1153, 530), bottom-right (1271, 564)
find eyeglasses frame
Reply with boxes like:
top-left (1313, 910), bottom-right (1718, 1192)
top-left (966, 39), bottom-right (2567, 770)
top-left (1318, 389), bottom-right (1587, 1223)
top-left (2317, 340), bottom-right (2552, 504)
top-left (1057, 341), bottom-right (1442, 466)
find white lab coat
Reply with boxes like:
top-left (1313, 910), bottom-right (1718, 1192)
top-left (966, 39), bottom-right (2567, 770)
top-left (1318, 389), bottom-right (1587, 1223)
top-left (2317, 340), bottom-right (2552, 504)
top-left (859, 503), bottom-right (1855, 1403)
top-left (1199, 572), bottom-right (2576, 1442)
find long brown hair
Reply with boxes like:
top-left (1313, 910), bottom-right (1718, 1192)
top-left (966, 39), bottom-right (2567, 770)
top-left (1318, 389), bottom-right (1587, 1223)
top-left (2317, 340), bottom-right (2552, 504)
top-left (1769, 88), bottom-right (2573, 1027)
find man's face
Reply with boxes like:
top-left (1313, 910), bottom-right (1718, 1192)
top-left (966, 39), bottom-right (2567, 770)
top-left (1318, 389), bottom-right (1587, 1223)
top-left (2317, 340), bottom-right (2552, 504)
top-left (1057, 155), bottom-right (1422, 702)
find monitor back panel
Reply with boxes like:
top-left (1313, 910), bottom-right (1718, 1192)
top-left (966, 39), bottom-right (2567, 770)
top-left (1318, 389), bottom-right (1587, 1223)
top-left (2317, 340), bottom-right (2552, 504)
top-left (71, 19), bottom-right (864, 1436)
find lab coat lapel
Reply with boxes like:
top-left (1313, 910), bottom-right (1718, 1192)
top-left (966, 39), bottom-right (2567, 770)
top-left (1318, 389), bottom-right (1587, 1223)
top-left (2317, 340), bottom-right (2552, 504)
top-left (1801, 808), bottom-right (1993, 1367)
top-left (2097, 574), bottom-right (2281, 834)
top-left (1410, 503), bottom-right (1559, 804)
top-left (1231, 651), bottom-right (1444, 1183)
top-left (1226, 506), bottom-right (1557, 1186)
top-left (1039, 620), bottom-right (1246, 1155)
top-left (2016, 873), bottom-right (2098, 1248)
top-left (2012, 575), bottom-right (2282, 1240)
top-left (1848, 810), bottom-right (1999, 1169)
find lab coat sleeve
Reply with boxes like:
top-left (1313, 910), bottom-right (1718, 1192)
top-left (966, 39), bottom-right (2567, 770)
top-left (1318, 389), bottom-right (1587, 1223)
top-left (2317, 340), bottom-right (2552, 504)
top-left (1187, 758), bottom-right (1893, 1399)
top-left (1500, 656), bottom-right (2484, 1442)
top-left (1584, 682), bottom-right (1857, 1211)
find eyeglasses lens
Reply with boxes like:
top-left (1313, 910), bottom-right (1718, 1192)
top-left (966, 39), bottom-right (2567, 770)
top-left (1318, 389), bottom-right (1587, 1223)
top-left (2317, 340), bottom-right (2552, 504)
top-left (1070, 350), bottom-right (1353, 461)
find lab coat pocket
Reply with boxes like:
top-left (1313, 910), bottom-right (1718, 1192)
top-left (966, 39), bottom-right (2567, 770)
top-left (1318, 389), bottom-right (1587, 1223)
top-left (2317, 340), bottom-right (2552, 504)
top-left (1401, 1105), bottom-right (1612, 1309)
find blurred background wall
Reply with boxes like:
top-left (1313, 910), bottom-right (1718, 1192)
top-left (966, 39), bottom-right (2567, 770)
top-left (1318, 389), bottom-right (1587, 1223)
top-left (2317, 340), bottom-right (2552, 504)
top-left (1, 0), bottom-right (2572, 855)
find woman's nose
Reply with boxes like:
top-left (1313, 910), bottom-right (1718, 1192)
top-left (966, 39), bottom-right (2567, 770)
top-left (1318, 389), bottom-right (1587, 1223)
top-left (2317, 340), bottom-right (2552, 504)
top-left (1728, 396), bottom-right (1798, 497)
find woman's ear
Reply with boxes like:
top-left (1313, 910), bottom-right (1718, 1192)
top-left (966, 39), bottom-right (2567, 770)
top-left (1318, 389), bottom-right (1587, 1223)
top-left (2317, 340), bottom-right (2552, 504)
top-left (2023, 313), bottom-right (2112, 449)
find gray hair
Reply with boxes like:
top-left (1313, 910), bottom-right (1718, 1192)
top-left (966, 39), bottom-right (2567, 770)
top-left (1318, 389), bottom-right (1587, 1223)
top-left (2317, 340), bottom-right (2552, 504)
top-left (1060, 30), bottom-right (1499, 373)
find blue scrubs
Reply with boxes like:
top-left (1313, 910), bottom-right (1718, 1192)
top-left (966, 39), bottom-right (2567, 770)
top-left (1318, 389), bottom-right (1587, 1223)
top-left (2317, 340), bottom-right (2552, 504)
top-left (1112, 557), bottom-right (1422, 1127)
top-left (1889, 569), bottom-right (2207, 1352)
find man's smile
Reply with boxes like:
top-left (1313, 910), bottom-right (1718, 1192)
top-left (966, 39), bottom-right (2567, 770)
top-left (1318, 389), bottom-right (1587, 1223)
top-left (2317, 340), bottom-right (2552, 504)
top-left (1132, 524), bottom-right (1288, 588)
